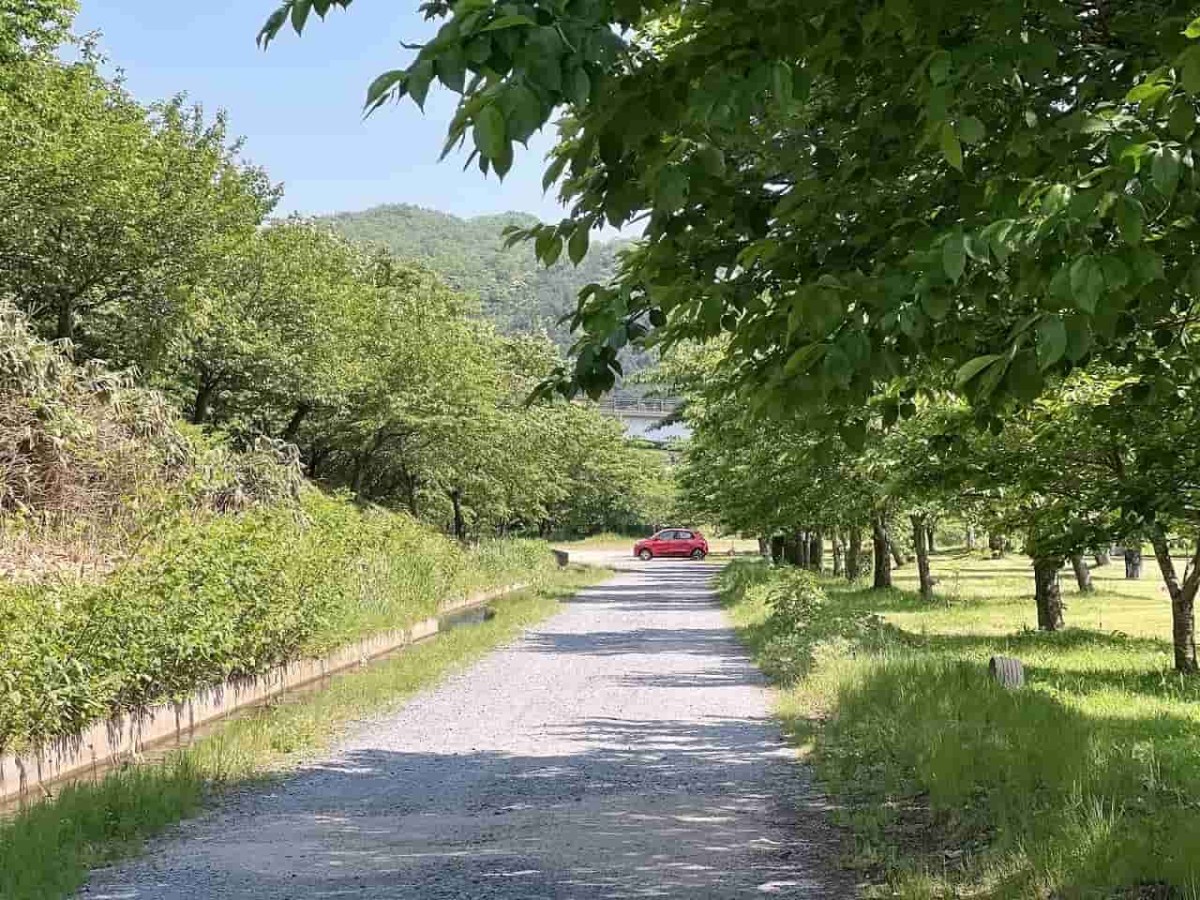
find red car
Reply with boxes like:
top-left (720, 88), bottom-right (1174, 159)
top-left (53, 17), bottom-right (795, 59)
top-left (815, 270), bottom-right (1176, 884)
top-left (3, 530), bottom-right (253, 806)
top-left (634, 529), bottom-right (709, 560)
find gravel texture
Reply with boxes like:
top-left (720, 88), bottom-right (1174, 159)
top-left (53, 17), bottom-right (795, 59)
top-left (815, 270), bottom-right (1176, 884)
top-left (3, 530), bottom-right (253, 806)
top-left (82, 559), bottom-right (848, 899)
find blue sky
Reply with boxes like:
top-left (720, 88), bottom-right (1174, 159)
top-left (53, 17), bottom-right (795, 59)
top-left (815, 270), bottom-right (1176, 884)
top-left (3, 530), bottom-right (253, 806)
top-left (74, 0), bottom-right (564, 220)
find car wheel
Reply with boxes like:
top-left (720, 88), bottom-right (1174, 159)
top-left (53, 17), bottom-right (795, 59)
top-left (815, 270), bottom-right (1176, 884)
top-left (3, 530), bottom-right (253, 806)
top-left (691, 548), bottom-right (706, 560)
top-left (638, 549), bottom-right (653, 561)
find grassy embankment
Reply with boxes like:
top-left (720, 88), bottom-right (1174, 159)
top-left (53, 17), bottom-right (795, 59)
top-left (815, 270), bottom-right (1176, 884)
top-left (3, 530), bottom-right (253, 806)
top-left (720, 553), bottom-right (1200, 898)
top-left (0, 563), bottom-right (605, 900)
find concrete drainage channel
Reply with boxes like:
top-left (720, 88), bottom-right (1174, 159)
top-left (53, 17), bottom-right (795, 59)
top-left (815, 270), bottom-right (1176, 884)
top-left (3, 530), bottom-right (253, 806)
top-left (0, 584), bottom-right (527, 811)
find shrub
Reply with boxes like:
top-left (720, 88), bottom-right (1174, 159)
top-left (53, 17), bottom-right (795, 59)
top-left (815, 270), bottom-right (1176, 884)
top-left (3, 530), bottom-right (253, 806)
top-left (0, 488), bottom-right (555, 753)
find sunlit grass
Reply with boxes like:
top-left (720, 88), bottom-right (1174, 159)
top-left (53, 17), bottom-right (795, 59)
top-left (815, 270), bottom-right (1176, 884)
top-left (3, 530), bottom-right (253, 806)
top-left (720, 556), bottom-right (1200, 898)
top-left (0, 565), bottom-right (606, 900)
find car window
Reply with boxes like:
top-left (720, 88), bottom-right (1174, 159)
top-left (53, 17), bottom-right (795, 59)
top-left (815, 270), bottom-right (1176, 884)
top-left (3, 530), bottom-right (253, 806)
top-left (676, 531), bottom-right (693, 539)
top-left (654, 531), bottom-right (674, 540)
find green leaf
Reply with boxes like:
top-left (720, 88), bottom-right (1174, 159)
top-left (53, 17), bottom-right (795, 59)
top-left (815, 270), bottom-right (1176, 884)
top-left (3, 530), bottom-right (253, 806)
top-left (568, 225), bottom-right (590, 265)
top-left (1183, 47), bottom-right (1200, 94)
top-left (697, 145), bottom-right (726, 178)
top-left (1152, 148), bottom-right (1181, 195)
top-left (567, 68), bottom-right (591, 106)
top-left (290, 0), bottom-right (313, 34)
top-left (771, 61), bottom-right (794, 106)
top-left (655, 167), bottom-right (689, 212)
top-left (258, 7), bottom-right (288, 48)
top-left (535, 230), bottom-right (563, 266)
top-left (958, 115), bottom-right (986, 144)
top-left (473, 103), bottom-right (507, 161)
top-left (436, 49), bottom-right (467, 93)
top-left (504, 84), bottom-right (543, 144)
top-left (480, 14), bottom-right (537, 32)
top-left (542, 154), bottom-right (567, 191)
top-left (365, 70), bottom-right (406, 112)
top-left (940, 123), bottom-right (963, 171)
top-left (785, 342), bottom-right (826, 376)
top-left (1064, 316), bottom-right (1093, 362)
top-left (929, 50), bottom-right (951, 85)
top-left (1169, 99), bottom-right (1197, 138)
top-left (1069, 255), bottom-right (1104, 313)
top-left (954, 354), bottom-right (1002, 388)
top-left (1115, 196), bottom-right (1144, 244)
top-left (1185, 16), bottom-right (1200, 38)
top-left (491, 137), bottom-right (514, 178)
top-left (1036, 315), bottom-right (1068, 369)
top-left (921, 290), bottom-right (950, 321)
top-left (407, 60), bottom-right (434, 109)
top-left (942, 230), bottom-right (966, 282)
top-left (1100, 256), bottom-right (1129, 292)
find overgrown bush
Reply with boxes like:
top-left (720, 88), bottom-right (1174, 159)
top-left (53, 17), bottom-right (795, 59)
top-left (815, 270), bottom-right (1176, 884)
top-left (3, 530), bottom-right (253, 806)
top-left (0, 489), bottom-right (554, 753)
top-left (0, 304), bottom-right (187, 526)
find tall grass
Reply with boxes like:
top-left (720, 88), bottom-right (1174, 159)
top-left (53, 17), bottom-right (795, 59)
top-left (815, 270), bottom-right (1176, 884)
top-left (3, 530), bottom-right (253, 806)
top-left (0, 490), bottom-right (555, 754)
top-left (0, 566), bottom-right (604, 900)
top-left (719, 556), bottom-right (1200, 898)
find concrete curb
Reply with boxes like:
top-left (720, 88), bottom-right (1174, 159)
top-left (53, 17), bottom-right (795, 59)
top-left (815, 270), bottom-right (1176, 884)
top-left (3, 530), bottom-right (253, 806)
top-left (0, 582), bottom-right (528, 804)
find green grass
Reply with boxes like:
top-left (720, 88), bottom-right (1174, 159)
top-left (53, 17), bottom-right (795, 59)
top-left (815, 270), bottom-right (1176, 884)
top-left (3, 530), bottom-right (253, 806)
top-left (719, 555), bottom-right (1200, 899)
top-left (0, 565), bottom-right (605, 900)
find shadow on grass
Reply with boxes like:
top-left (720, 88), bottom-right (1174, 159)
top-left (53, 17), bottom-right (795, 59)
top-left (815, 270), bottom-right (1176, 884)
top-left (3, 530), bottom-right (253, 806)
top-left (721, 561), bottom-right (1200, 896)
top-left (803, 655), bottom-right (1200, 896)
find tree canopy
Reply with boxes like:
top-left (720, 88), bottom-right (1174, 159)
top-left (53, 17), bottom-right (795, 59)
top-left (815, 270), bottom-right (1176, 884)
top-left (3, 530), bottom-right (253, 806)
top-left (0, 2), bottom-right (669, 542)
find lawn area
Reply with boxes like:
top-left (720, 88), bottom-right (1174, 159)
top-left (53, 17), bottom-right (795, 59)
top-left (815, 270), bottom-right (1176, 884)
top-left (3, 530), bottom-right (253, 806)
top-left (720, 554), bottom-right (1200, 899)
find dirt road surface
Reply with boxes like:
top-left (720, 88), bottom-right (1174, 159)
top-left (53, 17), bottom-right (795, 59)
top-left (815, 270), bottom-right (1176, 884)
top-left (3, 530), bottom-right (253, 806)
top-left (82, 560), bottom-right (848, 899)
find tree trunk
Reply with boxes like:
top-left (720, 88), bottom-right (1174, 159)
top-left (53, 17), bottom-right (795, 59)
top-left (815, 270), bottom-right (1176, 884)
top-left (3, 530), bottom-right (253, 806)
top-left (770, 536), bottom-right (785, 564)
top-left (1150, 528), bottom-right (1199, 674)
top-left (782, 535), bottom-right (799, 566)
top-left (56, 297), bottom-right (74, 343)
top-left (282, 402), bottom-right (312, 442)
top-left (1094, 550), bottom-right (1111, 567)
top-left (832, 531), bottom-right (844, 577)
top-left (966, 525), bottom-right (976, 551)
top-left (449, 488), bottom-right (466, 542)
top-left (758, 537), bottom-right (770, 559)
top-left (890, 535), bottom-right (905, 567)
top-left (306, 445), bottom-right (329, 478)
top-left (810, 529), bottom-right (824, 573)
top-left (989, 532), bottom-right (1007, 558)
top-left (404, 474), bottom-right (420, 518)
top-left (872, 515), bottom-right (892, 589)
top-left (926, 523), bottom-right (936, 555)
top-left (1070, 555), bottom-right (1094, 593)
top-left (798, 531), bottom-right (811, 569)
top-left (1033, 557), bottom-right (1065, 631)
top-left (1124, 546), bottom-right (1143, 579)
top-left (911, 514), bottom-right (933, 599)
top-left (192, 376), bottom-right (218, 425)
top-left (847, 527), bottom-right (863, 581)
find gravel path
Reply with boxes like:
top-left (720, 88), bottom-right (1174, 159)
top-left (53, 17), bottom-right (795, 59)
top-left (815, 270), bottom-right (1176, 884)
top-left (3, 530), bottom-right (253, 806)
top-left (82, 560), bottom-right (848, 899)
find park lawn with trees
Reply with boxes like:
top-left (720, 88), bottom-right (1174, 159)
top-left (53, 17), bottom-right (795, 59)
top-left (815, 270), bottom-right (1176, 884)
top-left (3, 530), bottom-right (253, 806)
top-left (719, 556), bottom-right (1200, 896)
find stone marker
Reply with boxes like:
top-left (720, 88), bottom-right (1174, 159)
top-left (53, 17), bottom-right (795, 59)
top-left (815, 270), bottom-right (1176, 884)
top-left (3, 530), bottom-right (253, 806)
top-left (989, 656), bottom-right (1025, 689)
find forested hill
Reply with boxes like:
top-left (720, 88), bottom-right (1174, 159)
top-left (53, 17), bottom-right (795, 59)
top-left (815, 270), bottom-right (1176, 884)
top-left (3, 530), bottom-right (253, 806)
top-left (324, 204), bottom-right (623, 346)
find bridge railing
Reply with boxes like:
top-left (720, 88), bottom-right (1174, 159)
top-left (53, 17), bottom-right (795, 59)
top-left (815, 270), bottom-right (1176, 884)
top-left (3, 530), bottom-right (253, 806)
top-left (595, 397), bottom-right (680, 416)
